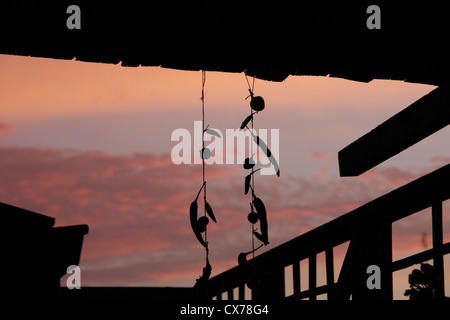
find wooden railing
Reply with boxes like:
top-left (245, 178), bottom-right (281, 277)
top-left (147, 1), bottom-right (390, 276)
top-left (208, 163), bottom-right (450, 300)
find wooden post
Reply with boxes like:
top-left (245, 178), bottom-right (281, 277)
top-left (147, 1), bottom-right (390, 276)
top-left (335, 221), bottom-right (392, 301)
top-left (432, 202), bottom-right (445, 299)
top-left (333, 239), bottom-right (358, 300)
top-left (380, 222), bottom-right (393, 300)
top-left (352, 222), bottom-right (392, 300)
top-left (326, 247), bottom-right (335, 299)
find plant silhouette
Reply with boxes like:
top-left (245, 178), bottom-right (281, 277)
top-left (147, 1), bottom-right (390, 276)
top-left (404, 263), bottom-right (447, 300)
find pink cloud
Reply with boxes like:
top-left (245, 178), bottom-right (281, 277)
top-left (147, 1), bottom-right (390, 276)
top-left (0, 122), bottom-right (13, 137)
top-left (1, 146), bottom-right (448, 287)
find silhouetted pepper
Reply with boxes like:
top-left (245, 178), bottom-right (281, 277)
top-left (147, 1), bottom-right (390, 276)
top-left (244, 168), bottom-right (261, 195)
top-left (189, 182), bottom-right (208, 248)
top-left (247, 203), bottom-right (259, 224)
top-left (205, 201), bottom-right (217, 223)
top-left (240, 112), bottom-right (255, 130)
top-left (251, 191), bottom-right (269, 245)
top-left (247, 89), bottom-right (265, 112)
top-left (248, 128), bottom-right (280, 177)
top-left (243, 154), bottom-right (255, 170)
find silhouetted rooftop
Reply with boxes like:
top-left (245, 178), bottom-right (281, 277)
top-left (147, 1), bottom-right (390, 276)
top-left (1, 2), bottom-right (449, 85)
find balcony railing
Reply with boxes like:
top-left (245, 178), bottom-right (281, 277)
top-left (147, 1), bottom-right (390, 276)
top-left (208, 163), bottom-right (450, 300)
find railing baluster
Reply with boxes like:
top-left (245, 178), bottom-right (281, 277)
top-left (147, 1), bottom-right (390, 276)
top-left (238, 284), bottom-right (245, 300)
top-left (309, 255), bottom-right (317, 300)
top-left (293, 261), bottom-right (300, 295)
top-left (227, 288), bottom-right (234, 300)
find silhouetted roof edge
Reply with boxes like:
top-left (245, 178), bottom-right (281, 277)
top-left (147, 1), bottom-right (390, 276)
top-left (1, 2), bottom-right (450, 85)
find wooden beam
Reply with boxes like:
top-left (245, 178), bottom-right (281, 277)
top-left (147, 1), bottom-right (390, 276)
top-left (325, 248), bottom-right (335, 294)
top-left (338, 83), bottom-right (450, 176)
top-left (391, 242), bottom-right (450, 271)
top-left (286, 284), bottom-right (332, 300)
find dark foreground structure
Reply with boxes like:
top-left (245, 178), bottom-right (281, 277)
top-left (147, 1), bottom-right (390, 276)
top-left (1, 2), bottom-right (449, 300)
top-left (1, 202), bottom-right (88, 298)
top-left (206, 81), bottom-right (450, 300)
top-left (209, 165), bottom-right (450, 300)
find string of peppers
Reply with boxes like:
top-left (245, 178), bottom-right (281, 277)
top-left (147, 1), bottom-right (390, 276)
top-left (190, 70), bottom-right (219, 299)
top-left (190, 72), bottom-right (280, 298)
top-left (237, 74), bottom-right (280, 290)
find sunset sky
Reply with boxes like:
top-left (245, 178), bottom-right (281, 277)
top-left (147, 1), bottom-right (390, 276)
top-left (1, 53), bottom-right (449, 299)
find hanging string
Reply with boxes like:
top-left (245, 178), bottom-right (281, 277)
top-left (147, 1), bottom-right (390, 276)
top-left (245, 74), bottom-right (257, 259)
top-left (245, 74), bottom-right (256, 194)
top-left (201, 70), bottom-right (206, 206)
top-left (201, 70), bottom-right (208, 261)
top-left (245, 74), bottom-right (255, 95)
top-left (251, 215), bottom-right (255, 259)
top-left (239, 74), bottom-right (274, 271)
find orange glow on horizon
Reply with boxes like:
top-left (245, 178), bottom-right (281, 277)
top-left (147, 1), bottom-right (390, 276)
top-left (1, 54), bottom-right (436, 122)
